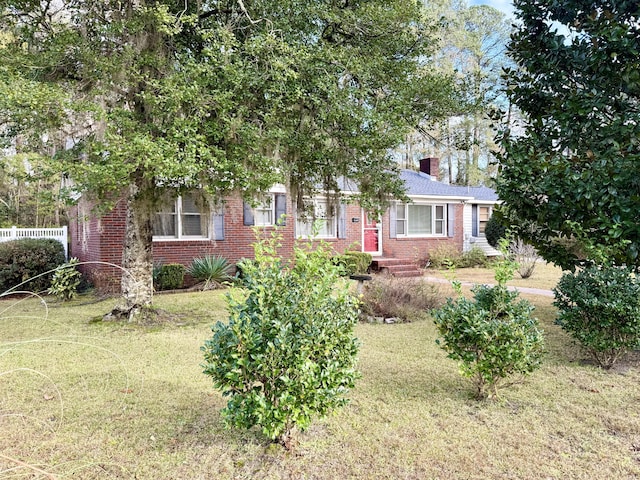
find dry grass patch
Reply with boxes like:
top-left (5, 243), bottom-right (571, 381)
top-left (360, 275), bottom-right (443, 322)
top-left (427, 261), bottom-right (565, 291)
top-left (1, 291), bottom-right (639, 479)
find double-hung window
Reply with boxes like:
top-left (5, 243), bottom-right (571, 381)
top-left (396, 203), bottom-right (446, 237)
top-left (472, 204), bottom-right (493, 237)
top-left (254, 195), bottom-right (276, 226)
top-left (243, 193), bottom-right (286, 226)
top-left (296, 198), bottom-right (337, 238)
top-left (154, 193), bottom-right (209, 239)
top-left (478, 206), bottom-right (491, 235)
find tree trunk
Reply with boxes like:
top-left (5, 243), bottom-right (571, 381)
top-left (446, 119), bottom-right (454, 184)
top-left (106, 179), bottom-right (154, 322)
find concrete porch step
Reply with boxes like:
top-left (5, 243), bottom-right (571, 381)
top-left (390, 269), bottom-right (423, 278)
top-left (372, 258), bottom-right (415, 268)
top-left (371, 258), bottom-right (422, 278)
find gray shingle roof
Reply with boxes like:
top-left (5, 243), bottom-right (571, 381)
top-left (339, 169), bottom-right (499, 202)
top-left (465, 185), bottom-right (499, 202)
top-left (400, 170), bottom-right (499, 201)
top-left (399, 170), bottom-right (471, 197)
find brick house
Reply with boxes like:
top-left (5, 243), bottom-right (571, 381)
top-left (69, 158), bottom-right (498, 290)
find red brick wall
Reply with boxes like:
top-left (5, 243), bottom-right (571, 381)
top-left (69, 197), bottom-right (127, 292)
top-left (153, 196), bottom-right (296, 267)
top-left (379, 203), bottom-right (464, 262)
top-left (69, 194), bottom-right (464, 292)
top-left (70, 194), bottom-right (299, 291)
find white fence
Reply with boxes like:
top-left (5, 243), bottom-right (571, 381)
top-left (0, 226), bottom-right (68, 259)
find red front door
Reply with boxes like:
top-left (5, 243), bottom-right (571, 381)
top-left (363, 211), bottom-right (381, 255)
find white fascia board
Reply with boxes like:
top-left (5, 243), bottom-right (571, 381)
top-left (468, 200), bottom-right (502, 205)
top-left (268, 184), bottom-right (287, 194)
top-left (406, 195), bottom-right (474, 202)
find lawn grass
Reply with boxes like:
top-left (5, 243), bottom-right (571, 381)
top-left (2, 289), bottom-right (639, 479)
top-left (426, 261), bottom-right (566, 292)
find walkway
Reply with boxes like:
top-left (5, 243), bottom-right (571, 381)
top-left (423, 276), bottom-right (555, 298)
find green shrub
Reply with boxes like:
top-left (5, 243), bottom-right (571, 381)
top-left (202, 233), bottom-right (360, 448)
top-left (187, 255), bottom-right (233, 289)
top-left (48, 257), bottom-right (82, 301)
top-left (428, 243), bottom-right (462, 269)
top-left (554, 265), bottom-right (640, 369)
top-left (428, 244), bottom-right (486, 269)
top-left (0, 238), bottom-right (66, 293)
top-left (361, 276), bottom-right (443, 322)
top-left (155, 263), bottom-right (185, 291)
top-left (433, 256), bottom-right (544, 399)
top-left (333, 251), bottom-right (372, 276)
top-left (458, 246), bottom-right (488, 268)
top-left (233, 258), bottom-right (257, 282)
top-left (152, 261), bottom-right (164, 287)
top-left (485, 212), bottom-right (507, 249)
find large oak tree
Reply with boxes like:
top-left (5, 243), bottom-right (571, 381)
top-left (497, 0), bottom-right (640, 269)
top-left (0, 0), bottom-right (453, 319)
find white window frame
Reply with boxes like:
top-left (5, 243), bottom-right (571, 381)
top-left (153, 194), bottom-right (210, 241)
top-left (253, 194), bottom-right (276, 227)
top-left (478, 205), bottom-right (492, 237)
top-left (295, 198), bottom-right (338, 239)
top-left (396, 202), bottom-right (447, 238)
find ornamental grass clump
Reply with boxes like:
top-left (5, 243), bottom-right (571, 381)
top-left (202, 233), bottom-right (360, 448)
top-left (187, 255), bottom-right (232, 290)
top-left (554, 265), bottom-right (640, 369)
top-left (433, 254), bottom-right (545, 400)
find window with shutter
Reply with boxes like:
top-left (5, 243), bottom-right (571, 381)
top-left (153, 193), bottom-right (210, 240)
top-left (395, 202), bottom-right (448, 237)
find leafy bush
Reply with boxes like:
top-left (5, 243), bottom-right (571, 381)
top-left (202, 234), bottom-right (360, 448)
top-left (187, 255), bottom-right (233, 289)
top-left (554, 265), bottom-right (640, 369)
top-left (428, 243), bottom-right (462, 268)
top-left (154, 263), bottom-right (185, 291)
top-left (48, 257), bottom-right (83, 301)
top-left (233, 258), bottom-right (257, 281)
top-left (152, 261), bottom-right (164, 287)
top-left (485, 212), bottom-right (507, 249)
top-left (433, 256), bottom-right (544, 399)
top-left (0, 238), bottom-right (66, 293)
top-left (428, 244), bottom-right (486, 269)
top-left (458, 246), bottom-right (488, 268)
top-left (361, 276), bottom-right (442, 322)
top-left (333, 251), bottom-right (372, 276)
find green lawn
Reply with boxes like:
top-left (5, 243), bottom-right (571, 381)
top-left (1, 289), bottom-right (639, 479)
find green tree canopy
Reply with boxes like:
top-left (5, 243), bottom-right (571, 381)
top-left (0, 0), bottom-right (454, 318)
top-left (497, 0), bottom-right (640, 269)
top-left (398, 1), bottom-right (512, 185)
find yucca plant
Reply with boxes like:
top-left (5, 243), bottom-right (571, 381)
top-left (187, 255), bottom-right (233, 290)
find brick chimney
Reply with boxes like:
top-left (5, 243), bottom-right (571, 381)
top-left (419, 158), bottom-right (439, 180)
